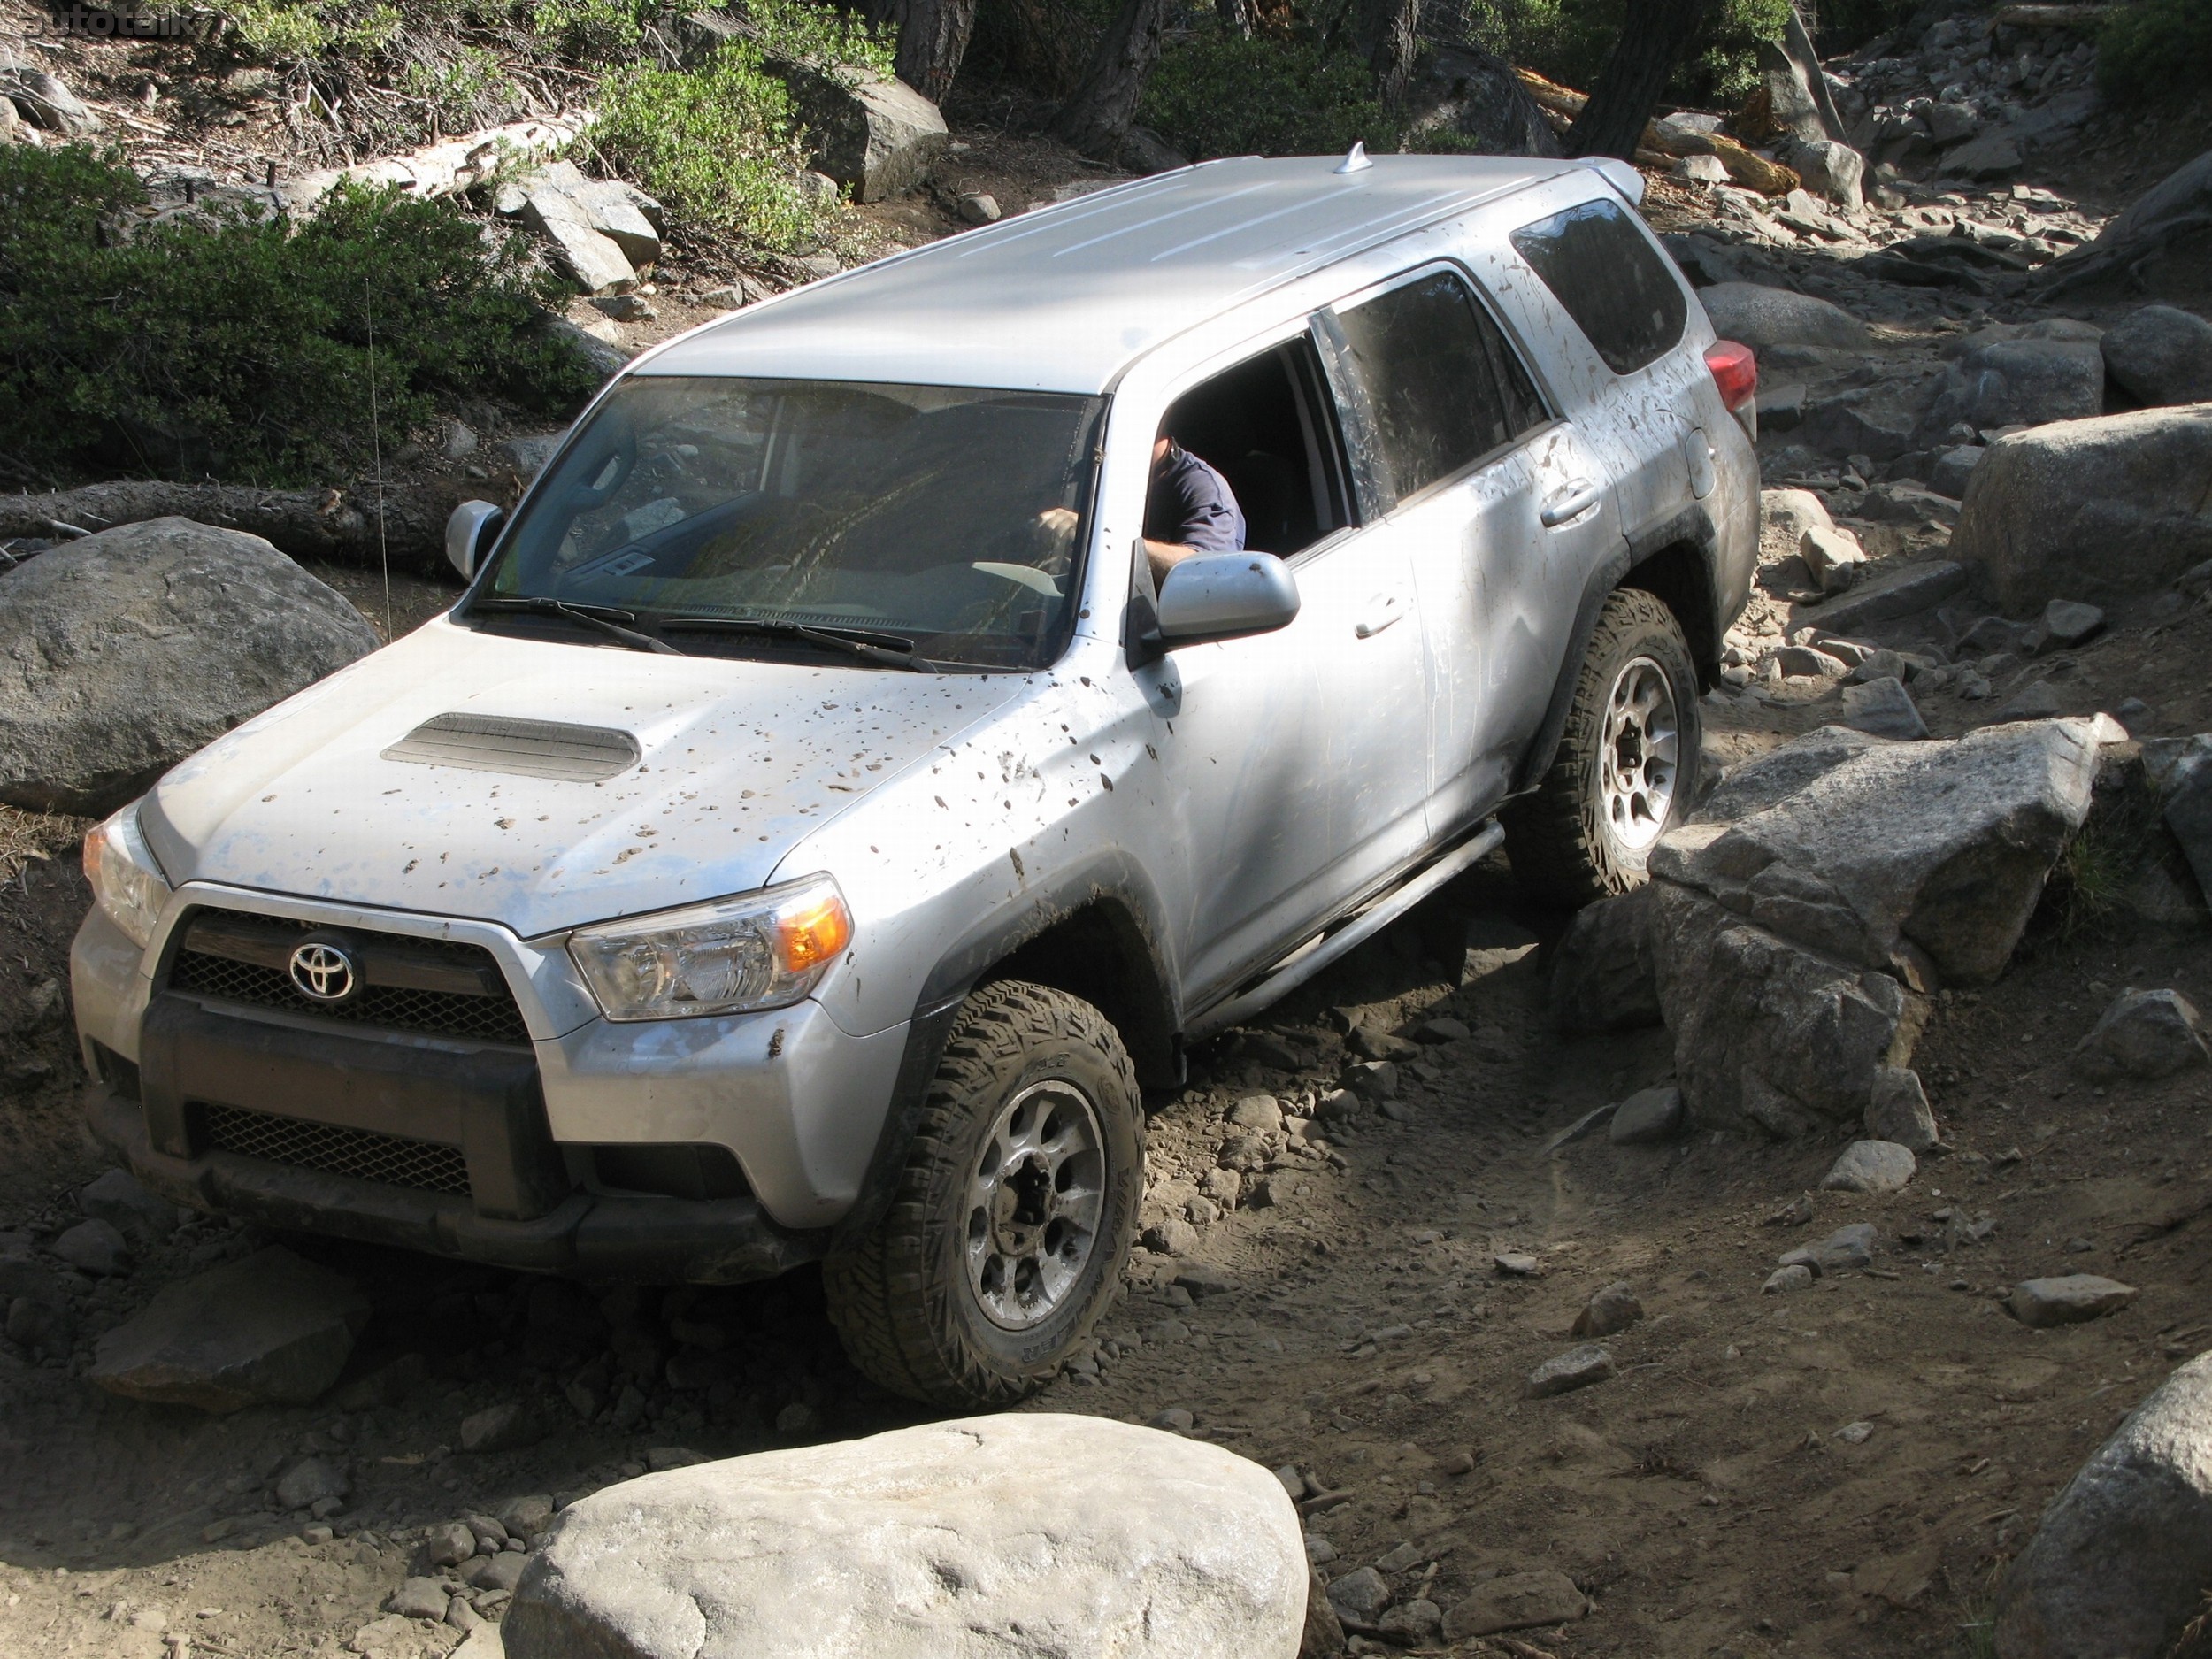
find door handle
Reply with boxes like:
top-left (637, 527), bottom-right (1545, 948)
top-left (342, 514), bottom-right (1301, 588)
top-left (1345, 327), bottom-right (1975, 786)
top-left (1354, 593), bottom-right (1405, 639)
top-left (1540, 480), bottom-right (1602, 527)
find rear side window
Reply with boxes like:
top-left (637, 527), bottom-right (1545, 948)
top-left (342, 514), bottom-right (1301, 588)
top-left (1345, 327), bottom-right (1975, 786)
top-left (1328, 268), bottom-right (1549, 506)
top-left (1510, 196), bottom-right (1687, 375)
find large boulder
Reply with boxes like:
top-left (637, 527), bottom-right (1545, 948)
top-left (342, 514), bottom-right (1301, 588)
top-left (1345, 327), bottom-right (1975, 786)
top-left (681, 14), bottom-right (946, 202)
top-left (0, 518), bottom-right (378, 815)
top-left (88, 1247), bottom-right (371, 1412)
top-left (2101, 304), bottom-right (2212, 408)
top-left (1696, 726), bottom-right (1893, 825)
top-left (1919, 337), bottom-right (2104, 440)
top-left (1650, 718), bottom-right (2101, 986)
top-left (1698, 281), bottom-right (1870, 353)
top-left (1995, 1351), bottom-right (2212, 1657)
top-left (1952, 407), bottom-right (2212, 611)
top-left (1547, 880), bottom-right (1662, 1033)
top-left (1649, 882), bottom-right (1922, 1137)
top-left (503, 1415), bottom-right (1308, 1659)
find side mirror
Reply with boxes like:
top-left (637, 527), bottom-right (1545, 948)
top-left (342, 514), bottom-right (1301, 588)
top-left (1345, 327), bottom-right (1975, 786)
top-left (445, 500), bottom-right (505, 582)
top-left (1155, 552), bottom-right (1301, 645)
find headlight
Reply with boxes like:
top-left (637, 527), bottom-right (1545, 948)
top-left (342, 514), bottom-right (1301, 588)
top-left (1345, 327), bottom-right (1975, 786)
top-left (81, 802), bottom-right (173, 951)
top-left (567, 873), bottom-right (853, 1022)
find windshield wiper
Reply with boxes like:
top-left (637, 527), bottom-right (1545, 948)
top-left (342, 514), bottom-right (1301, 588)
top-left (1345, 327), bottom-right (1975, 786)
top-left (657, 616), bottom-right (939, 672)
top-left (468, 596), bottom-right (683, 656)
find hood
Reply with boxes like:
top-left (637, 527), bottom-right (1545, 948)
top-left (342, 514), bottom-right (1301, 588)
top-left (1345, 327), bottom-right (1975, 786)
top-left (143, 618), bottom-right (1028, 938)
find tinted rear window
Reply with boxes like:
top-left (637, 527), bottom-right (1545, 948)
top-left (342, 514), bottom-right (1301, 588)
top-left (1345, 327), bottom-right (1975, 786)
top-left (1509, 196), bottom-right (1687, 375)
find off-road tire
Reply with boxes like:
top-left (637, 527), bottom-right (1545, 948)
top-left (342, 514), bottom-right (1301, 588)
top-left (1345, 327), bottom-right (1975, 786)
top-left (822, 980), bottom-right (1143, 1409)
top-left (1504, 586), bottom-right (1701, 909)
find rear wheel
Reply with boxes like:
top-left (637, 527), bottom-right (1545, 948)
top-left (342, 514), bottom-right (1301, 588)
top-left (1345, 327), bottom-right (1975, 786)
top-left (822, 980), bottom-right (1142, 1409)
top-left (1505, 587), bottom-right (1701, 908)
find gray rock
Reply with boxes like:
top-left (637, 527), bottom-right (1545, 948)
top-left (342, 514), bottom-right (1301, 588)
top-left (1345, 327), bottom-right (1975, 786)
top-left (538, 312), bottom-right (631, 383)
top-left (460, 1401), bottom-right (549, 1454)
top-left (1763, 1263), bottom-right (1815, 1294)
top-left (1993, 680), bottom-right (2068, 724)
top-left (1647, 883), bottom-right (1917, 1138)
top-left (1675, 152), bottom-right (1729, 184)
top-left (421, 1521), bottom-right (480, 1570)
top-left (524, 201), bottom-right (638, 296)
top-left (1866, 1065), bottom-right (1939, 1150)
top-left (1952, 407), bottom-right (2212, 612)
top-left (1801, 525), bottom-right (1867, 593)
top-left (0, 518), bottom-right (378, 815)
top-left (388, 1578), bottom-right (453, 1620)
top-left (1225, 1094), bottom-right (1283, 1133)
top-left (1839, 676), bottom-right (1930, 741)
top-left (1650, 717), bottom-right (2101, 984)
top-left (1761, 487), bottom-right (1834, 564)
top-left (1821, 1140), bottom-right (1916, 1194)
top-left (589, 293), bottom-right (655, 323)
top-left (1547, 881), bottom-right (1662, 1033)
top-left (79, 1169), bottom-right (177, 1248)
top-left (1807, 1222), bottom-right (1878, 1272)
top-left (275, 1456), bottom-right (350, 1511)
top-left (957, 191), bottom-right (1002, 225)
top-left (504, 1415), bottom-right (1304, 1658)
top-left (1994, 1349), bottom-right (2212, 1655)
top-left (0, 66), bottom-right (102, 135)
top-left (1773, 644), bottom-right (1849, 680)
top-left (1782, 136), bottom-right (1865, 211)
top-left (2073, 988), bottom-right (2209, 1079)
top-left (52, 1218), bottom-right (130, 1277)
top-left (1527, 1344), bottom-right (1614, 1398)
top-left (1327, 1564), bottom-right (1392, 1626)
top-left (1609, 1086), bottom-right (1685, 1145)
top-left (500, 433), bottom-right (565, 482)
top-left (2035, 598), bottom-right (2105, 649)
top-left (1441, 1571), bottom-right (1591, 1638)
top-left (1377, 1597), bottom-right (1445, 1645)
top-left (1494, 1251), bottom-right (1542, 1278)
top-left (2159, 740), bottom-right (2212, 903)
top-left (1695, 726), bottom-right (1892, 825)
top-left (1342, 1060), bottom-right (1399, 1102)
top-left (1798, 380), bottom-right (1937, 462)
top-left (467, 1550), bottom-right (529, 1594)
top-left (1810, 559), bottom-right (1969, 634)
top-left (1931, 444), bottom-right (1985, 499)
top-left (88, 1247), bottom-right (370, 1412)
top-left (1921, 338), bottom-right (2103, 442)
top-left (1571, 1283), bottom-right (1644, 1339)
top-left (7, 1294), bottom-right (72, 1352)
top-left (2008, 1274), bottom-right (2138, 1329)
top-left (1349, 1025), bottom-right (1420, 1061)
top-left (1941, 131), bottom-right (2024, 178)
top-left (1924, 101), bottom-right (1978, 144)
top-left (1698, 281), bottom-right (1871, 353)
top-left (497, 1495), bottom-right (557, 1541)
top-left (2101, 304), bottom-right (2212, 408)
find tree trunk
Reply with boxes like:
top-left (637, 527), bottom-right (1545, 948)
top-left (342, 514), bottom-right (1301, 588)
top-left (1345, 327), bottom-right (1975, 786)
top-left (0, 480), bottom-right (465, 571)
top-left (881, 0), bottom-right (979, 103)
top-left (1566, 0), bottom-right (1712, 162)
top-left (1051, 0), bottom-right (1170, 159)
top-left (1000, 0), bottom-right (1098, 97)
top-left (1216, 0), bottom-right (1253, 40)
top-left (1356, 0), bottom-right (1424, 111)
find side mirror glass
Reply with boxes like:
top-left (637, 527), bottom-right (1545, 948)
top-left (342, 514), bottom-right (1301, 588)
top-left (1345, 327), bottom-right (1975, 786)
top-left (445, 500), bottom-right (504, 582)
top-left (1155, 552), bottom-right (1301, 645)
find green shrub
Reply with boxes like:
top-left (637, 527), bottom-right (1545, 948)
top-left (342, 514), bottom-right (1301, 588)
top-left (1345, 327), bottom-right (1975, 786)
top-left (0, 146), bottom-right (593, 487)
top-left (594, 42), bottom-right (832, 250)
top-left (2099, 0), bottom-right (2212, 105)
top-left (1140, 31), bottom-right (1394, 159)
top-left (212, 0), bottom-right (404, 59)
top-left (741, 0), bottom-right (895, 81)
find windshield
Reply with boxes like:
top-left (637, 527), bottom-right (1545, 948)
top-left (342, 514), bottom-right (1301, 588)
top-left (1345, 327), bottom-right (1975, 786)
top-left (474, 376), bottom-right (1106, 671)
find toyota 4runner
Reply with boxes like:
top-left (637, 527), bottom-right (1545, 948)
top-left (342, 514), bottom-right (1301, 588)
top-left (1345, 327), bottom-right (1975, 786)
top-left (73, 152), bottom-right (1758, 1407)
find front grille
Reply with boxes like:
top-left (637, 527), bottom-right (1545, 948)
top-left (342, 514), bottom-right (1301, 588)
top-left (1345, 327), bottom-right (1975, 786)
top-left (167, 910), bottom-right (531, 1045)
top-left (204, 1103), bottom-right (472, 1196)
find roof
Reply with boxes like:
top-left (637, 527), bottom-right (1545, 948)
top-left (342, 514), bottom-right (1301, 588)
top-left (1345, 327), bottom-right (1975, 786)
top-left (643, 154), bottom-right (1603, 396)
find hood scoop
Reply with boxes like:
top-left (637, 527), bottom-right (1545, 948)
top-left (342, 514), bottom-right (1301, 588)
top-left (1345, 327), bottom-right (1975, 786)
top-left (380, 713), bottom-right (641, 782)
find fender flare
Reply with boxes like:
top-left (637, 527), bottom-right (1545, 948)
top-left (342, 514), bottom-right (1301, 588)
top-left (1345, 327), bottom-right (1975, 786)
top-left (828, 855), bottom-right (1183, 1248)
top-left (1511, 505), bottom-right (1720, 795)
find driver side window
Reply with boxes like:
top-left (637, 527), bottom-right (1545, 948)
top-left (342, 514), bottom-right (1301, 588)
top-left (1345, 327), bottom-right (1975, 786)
top-left (1156, 335), bottom-right (1357, 558)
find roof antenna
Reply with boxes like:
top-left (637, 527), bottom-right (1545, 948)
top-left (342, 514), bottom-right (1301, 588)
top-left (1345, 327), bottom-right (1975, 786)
top-left (1334, 142), bottom-right (1371, 175)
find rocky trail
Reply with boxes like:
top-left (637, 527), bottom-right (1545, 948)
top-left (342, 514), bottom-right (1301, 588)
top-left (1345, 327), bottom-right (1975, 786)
top-left (5, 0), bottom-right (2212, 1652)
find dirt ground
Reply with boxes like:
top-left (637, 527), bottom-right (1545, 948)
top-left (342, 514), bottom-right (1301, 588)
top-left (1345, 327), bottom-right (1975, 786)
top-left (6, 33), bottom-right (2212, 1655)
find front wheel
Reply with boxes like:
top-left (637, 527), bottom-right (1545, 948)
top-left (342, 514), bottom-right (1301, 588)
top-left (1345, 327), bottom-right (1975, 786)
top-left (823, 980), bottom-right (1142, 1409)
top-left (1504, 587), bottom-right (1701, 908)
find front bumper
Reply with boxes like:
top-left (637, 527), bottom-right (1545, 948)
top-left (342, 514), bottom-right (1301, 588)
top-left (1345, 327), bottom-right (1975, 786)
top-left (83, 1078), bottom-right (824, 1283)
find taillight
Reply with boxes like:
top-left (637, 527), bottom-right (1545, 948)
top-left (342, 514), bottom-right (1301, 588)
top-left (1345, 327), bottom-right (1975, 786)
top-left (1705, 340), bottom-right (1757, 412)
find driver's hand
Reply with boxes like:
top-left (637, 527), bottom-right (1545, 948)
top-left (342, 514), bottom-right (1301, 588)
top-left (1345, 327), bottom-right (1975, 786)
top-left (1033, 507), bottom-right (1079, 573)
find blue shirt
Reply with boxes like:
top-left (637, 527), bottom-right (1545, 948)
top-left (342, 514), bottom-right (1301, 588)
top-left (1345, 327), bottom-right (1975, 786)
top-left (1145, 442), bottom-right (1246, 552)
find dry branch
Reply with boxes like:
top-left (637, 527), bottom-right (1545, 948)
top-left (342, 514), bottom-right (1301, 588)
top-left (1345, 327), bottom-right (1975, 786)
top-left (1511, 68), bottom-right (1798, 194)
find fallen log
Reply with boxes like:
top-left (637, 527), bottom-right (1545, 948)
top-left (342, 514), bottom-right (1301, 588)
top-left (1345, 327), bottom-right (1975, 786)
top-left (275, 111), bottom-right (595, 215)
top-left (0, 480), bottom-right (466, 571)
top-left (1510, 68), bottom-right (1799, 194)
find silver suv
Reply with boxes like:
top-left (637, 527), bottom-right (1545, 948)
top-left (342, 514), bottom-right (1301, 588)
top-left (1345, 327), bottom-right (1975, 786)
top-left (73, 153), bottom-right (1757, 1407)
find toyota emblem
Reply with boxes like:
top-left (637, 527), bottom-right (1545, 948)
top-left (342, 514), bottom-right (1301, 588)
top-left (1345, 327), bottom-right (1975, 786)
top-left (288, 940), bottom-right (359, 1003)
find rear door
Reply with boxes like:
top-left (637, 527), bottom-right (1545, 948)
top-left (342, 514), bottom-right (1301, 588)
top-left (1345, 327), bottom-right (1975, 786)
top-left (1316, 265), bottom-right (1621, 836)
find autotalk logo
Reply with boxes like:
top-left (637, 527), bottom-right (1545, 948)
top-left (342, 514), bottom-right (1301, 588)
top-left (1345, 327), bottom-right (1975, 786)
top-left (288, 941), bottom-right (360, 1004)
top-left (39, 5), bottom-right (224, 36)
